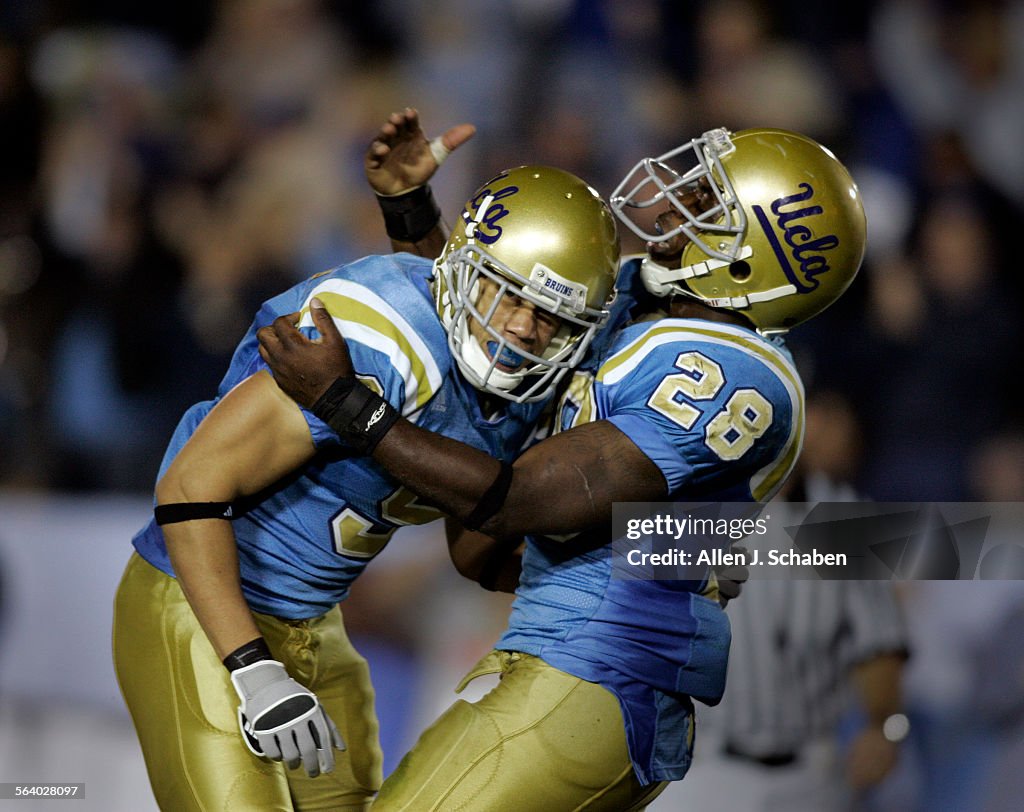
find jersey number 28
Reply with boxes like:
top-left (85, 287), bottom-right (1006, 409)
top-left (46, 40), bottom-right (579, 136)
top-left (648, 350), bottom-right (772, 460)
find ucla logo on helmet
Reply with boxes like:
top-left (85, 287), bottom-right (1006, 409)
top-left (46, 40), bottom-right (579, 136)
top-left (463, 182), bottom-right (520, 245)
top-left (752, 183), bottom-right (840, 293)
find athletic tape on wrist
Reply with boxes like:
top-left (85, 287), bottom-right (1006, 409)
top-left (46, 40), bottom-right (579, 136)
top-left (376, 184), bottom-right (441, 242)
top-left (155, 501), bottom-right (235, 525)
top-left (222, 637), bottom-right (273, 672)
top-left (312, 377), bottom-right (400, 454)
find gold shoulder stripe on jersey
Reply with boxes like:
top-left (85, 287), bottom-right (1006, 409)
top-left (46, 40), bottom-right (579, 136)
top-left (596, 321), bottom-right (804, 502)
top-left (302, 292), bottom-right (439, 411)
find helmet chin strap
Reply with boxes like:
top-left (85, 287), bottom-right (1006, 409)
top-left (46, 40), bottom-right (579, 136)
top-left (641, 246), bottom-right (795, 312)
top-left (639, 245), bottom-right (754, 297)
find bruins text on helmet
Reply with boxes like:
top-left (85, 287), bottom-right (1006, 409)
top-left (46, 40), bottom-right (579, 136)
top-left (610, 127), bottom-right (867, 333)
top-left (436, 165), bottom-right (620, 402)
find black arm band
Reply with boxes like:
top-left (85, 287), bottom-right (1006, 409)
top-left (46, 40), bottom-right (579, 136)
top-left (462, 462), bottom-right (514, 532)
top-left (478, 535), bottom-right (523, 592)
top-left (376, 185), bottom-right (442, 242)
top-left (312, 377), bottom-right (400, 454)
top-left (222, 637), bottom-right (273, 672)
top-left (155, 501), bottom-right (235, 525)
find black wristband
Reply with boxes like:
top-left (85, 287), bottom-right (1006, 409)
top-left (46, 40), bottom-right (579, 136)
top-left (222, 637), bottom-right (273, 672)
top-left (310, 376), bottom-right (358, 427)
top-left (462, 462), bottom-right (514, 531)
top-left (376, 185), bottom-right (442, 242)
top-left (312, 377), bottom-right (400, 454)
top-left (155, 501), bottom-right (234, 525)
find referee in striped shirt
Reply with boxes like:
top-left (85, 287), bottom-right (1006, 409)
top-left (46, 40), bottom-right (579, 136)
top-left (653, 393), bottom-right (910, 812)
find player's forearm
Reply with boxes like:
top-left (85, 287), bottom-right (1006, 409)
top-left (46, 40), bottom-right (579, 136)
top-left (155, 443), bottom-right (260, 660)
top-left (374, 417), bottom-right (668, 539)
top-left (374, 418), bottom-right (505, 527)
top-left (162, 520), bottom-right (262, 659)
top-left (376, 185), bottom-right (449, 259)
top-left (388, 221), bottom-right (450, 259)
top-left (152, 372), bottom-right (314, 659)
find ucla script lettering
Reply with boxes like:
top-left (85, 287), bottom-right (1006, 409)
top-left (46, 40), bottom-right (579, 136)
top-left (753, 183), bottom-right (840, 293)
top-left (463, 184), bottom-right (520, 245)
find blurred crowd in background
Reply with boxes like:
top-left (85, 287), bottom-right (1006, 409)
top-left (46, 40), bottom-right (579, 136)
top-left (1, 1), bottom-right (1023, 810)
top-left (1, 0), bottom-right (1023, 499)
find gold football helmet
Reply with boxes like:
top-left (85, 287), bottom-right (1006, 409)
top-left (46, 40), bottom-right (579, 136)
top-left (436, 165), bottom-right (620, 402)
top-left (611, 128), bottom-right (867, 332)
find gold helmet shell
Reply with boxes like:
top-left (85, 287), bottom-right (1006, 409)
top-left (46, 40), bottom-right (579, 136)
top-left (436, 165), bottom-right (620, 402)
top-left (611, 128), bottom-right (867, 332)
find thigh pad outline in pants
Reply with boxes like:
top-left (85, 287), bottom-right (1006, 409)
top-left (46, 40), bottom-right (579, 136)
top-left (112, 552), bottom-right (381, 812)
top-left (373, 650), bottom-right (668, 812)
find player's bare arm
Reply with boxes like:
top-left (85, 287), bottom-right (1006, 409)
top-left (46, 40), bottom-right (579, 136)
top-left (425, 416), bottom-right (665, 537)
top-left (155, 370), bottom-right (316, 658)
top-left (258, 302), bottom-right (667, 539)
top-left (367, 107), bottom-right (475, 258)
top-left (444, 518), bottom-right (524, 594)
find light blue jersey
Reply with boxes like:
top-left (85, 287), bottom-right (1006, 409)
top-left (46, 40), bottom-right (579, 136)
top-left (133, 253), bottom-right (546, 619)
top-left (498, 315), bottom-right (805, 784)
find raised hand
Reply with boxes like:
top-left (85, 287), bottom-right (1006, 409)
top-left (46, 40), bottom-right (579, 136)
top-left (257, 298), bottom-right (353, 408)
top-left (365, 107), bottom-right (476, 196)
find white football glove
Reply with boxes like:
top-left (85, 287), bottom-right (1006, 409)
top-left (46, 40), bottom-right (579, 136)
top-left (230, 659), bottom-right (345, 777)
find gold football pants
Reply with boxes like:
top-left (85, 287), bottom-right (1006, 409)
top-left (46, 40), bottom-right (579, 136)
top-left (112, 552), bottom-right (382, 811)
top-left (373, 650), bottom-right (669, 811)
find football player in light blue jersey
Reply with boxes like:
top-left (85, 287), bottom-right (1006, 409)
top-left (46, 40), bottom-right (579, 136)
top-left (257, 113), bottom-right (868, 810)
top-left (112, 162), bottom-right (620, 811)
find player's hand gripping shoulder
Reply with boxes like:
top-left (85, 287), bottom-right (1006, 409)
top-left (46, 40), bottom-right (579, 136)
top-left (257, 300), bottom-right (398, 454)
top-left (257, 298), bottom-right (349, 408)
